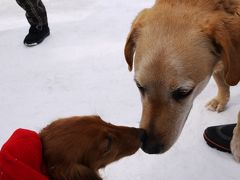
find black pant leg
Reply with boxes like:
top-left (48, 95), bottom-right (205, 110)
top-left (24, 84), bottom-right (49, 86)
top-left (16, 0), bottom-right (48, 27)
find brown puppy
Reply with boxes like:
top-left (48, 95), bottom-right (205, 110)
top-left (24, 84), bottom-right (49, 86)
top-left (124, 0), bottom-right (240, 161)
top-left (40, 115), bottom-right (145, 180)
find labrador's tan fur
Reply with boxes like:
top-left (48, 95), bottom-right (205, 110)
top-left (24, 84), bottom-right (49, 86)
top-left (125, 0), bottom-right (240, 161)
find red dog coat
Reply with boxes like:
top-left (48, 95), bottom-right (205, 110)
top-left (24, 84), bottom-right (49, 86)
top-left (0, 129), bottom-right (49, 180)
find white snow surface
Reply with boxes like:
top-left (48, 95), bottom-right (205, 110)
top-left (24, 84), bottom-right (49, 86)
top-left (0, 0), bottom-right (239, 179)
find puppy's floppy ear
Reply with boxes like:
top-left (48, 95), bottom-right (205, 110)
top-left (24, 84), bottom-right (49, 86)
top-left (99, 134), bottom-right (113, 155)
top-left (53, 164), bottom-right (102, 180)
top-left (124, 9), bottom-right (150, 71)
top-left (205, 14), bottom-right (240, 86)
top-left (69, 164), bottom-right (102, 180)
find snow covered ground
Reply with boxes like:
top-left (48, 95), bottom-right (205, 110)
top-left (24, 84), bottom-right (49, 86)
top-left (0, 0), bottom-right (239, 179)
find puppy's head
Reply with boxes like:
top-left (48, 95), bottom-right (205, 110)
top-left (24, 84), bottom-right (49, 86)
top-left (40, 115), bottom-right (144, 179)
top-left (125, 2), bottom-right (240, 154)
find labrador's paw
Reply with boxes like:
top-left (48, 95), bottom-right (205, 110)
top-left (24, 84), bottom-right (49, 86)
top-left (205, 98), bottom-right (228, 113)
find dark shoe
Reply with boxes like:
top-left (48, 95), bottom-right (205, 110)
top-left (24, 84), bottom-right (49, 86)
top-left (24, 25), bottom-right (50, 47)
top-left (203, 123), bottom-right (236, 153)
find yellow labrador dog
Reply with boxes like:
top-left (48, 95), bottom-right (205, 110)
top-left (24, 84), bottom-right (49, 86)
top-left (124, 0), bottom-right (240, 161)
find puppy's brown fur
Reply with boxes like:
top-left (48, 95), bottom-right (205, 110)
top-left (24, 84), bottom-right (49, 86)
top-left (125, 0), bottom-right (240, 160)
top-left (40, 116), bottom-right (144, 180)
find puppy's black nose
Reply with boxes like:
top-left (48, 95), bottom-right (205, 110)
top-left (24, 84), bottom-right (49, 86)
top-left (139, 129), bottom-right (147, 142)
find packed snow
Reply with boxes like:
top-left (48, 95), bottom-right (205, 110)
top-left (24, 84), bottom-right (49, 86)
top-left (0, 0), bottom-right (239, 179)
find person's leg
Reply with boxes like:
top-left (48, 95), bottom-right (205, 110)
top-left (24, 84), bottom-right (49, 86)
top-left (16, 0), bottom-right (48, 26)
top-left (16, 0), bottom-right (50, 46)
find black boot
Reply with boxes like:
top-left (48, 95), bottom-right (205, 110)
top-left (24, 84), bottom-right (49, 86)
top-left (24, 25), bottom-right (50, 47)
top-left (203, 123), bottom-right (236, 153)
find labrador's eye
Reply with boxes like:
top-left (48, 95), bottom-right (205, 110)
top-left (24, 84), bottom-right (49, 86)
top-left (172, 88), bottom-right (193, 101)
top-left (136, 82), bottom-right (145, 96)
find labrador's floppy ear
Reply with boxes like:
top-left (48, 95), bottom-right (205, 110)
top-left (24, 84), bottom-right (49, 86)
top-left (205, 14), bottom-right (240, 86)
top-left (124, 9), bottom-right (150, 71)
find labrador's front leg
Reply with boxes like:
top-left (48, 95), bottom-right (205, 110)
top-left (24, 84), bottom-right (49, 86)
top-left (206, 63), bottom-right (230, 112)
top-left (231, 112), bottom-right (240, 162)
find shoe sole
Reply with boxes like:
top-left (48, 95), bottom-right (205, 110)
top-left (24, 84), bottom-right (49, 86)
top-left (24, 32), bottom-right (50, 47)
top-left (203, 132), bottom-right (231, 153)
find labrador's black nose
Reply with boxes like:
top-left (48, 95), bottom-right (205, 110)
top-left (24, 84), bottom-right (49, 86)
top-left (140, 133), bottom-right (164, 154)
top-left (141, 142), bottom-right (164, 154)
